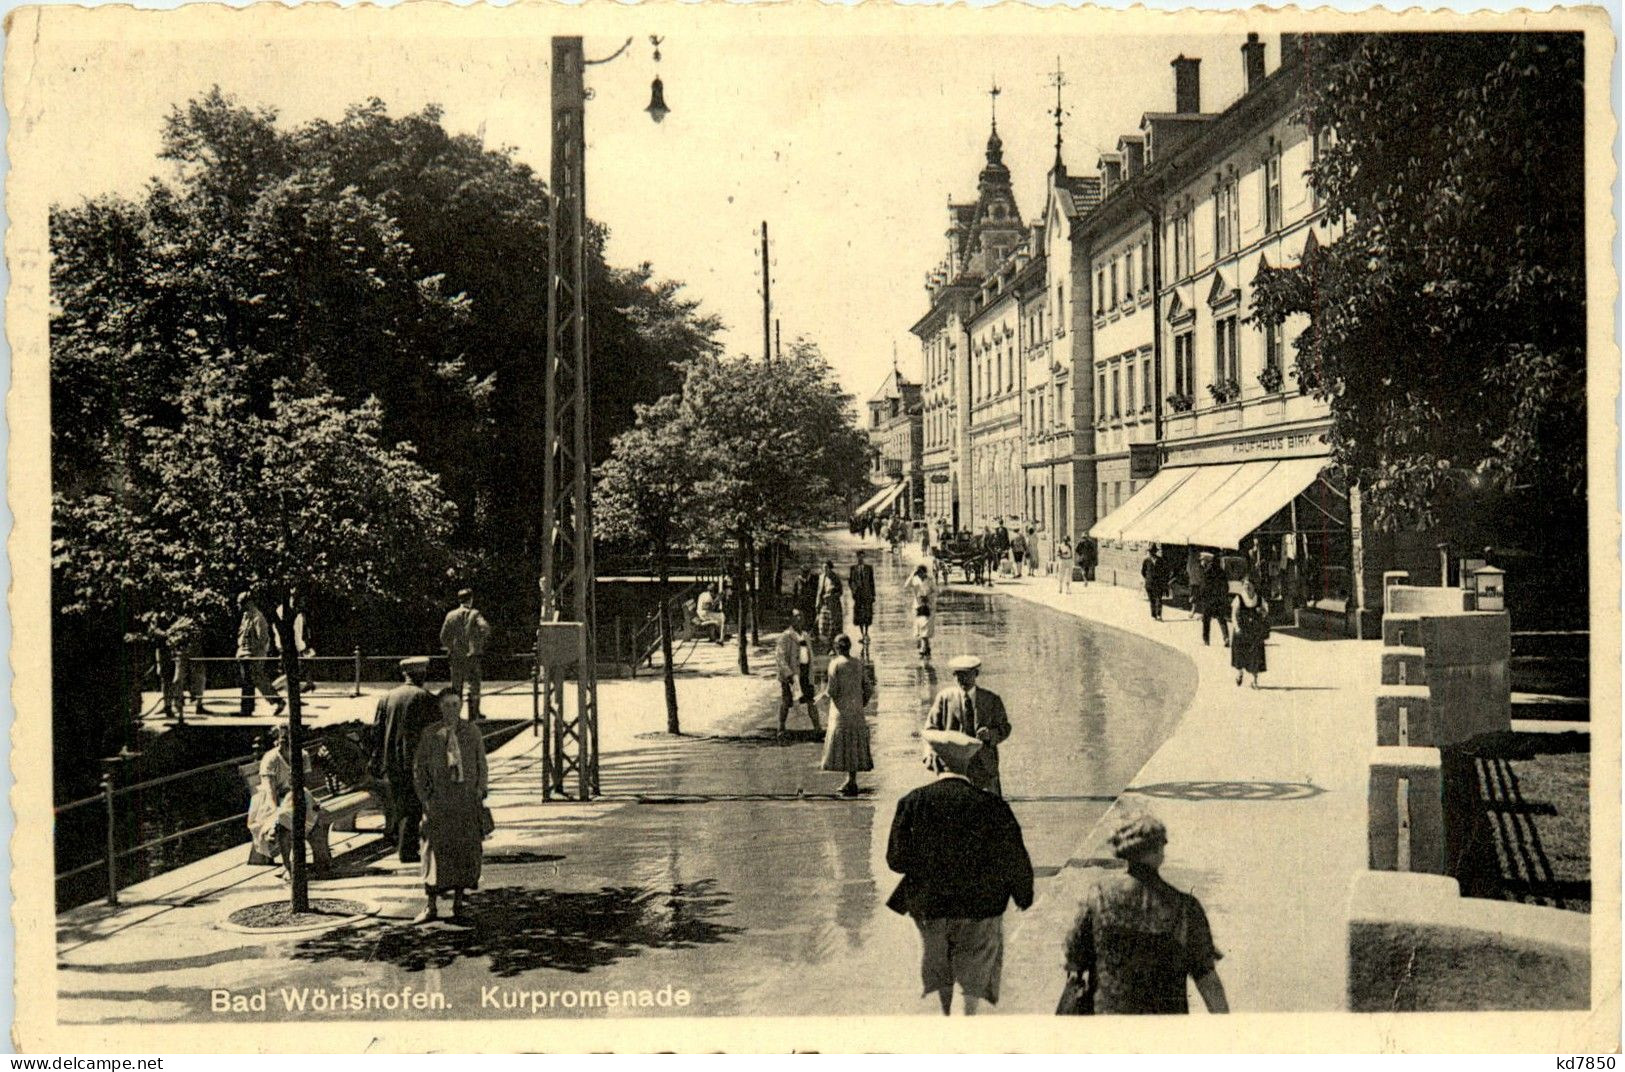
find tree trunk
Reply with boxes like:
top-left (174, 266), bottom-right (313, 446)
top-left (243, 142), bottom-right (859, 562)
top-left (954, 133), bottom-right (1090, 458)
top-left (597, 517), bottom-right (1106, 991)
top-left (735, 536), bottom-right (751, 675)
top-left (655, 550), bottom-right (680, 734)
top-left (747, 535), bottom-right (761, 647)
top-left (274, 593), bottom-right (310, 914)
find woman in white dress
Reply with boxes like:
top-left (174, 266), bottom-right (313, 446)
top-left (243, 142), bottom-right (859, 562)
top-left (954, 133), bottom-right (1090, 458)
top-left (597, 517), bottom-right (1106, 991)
top-left (905, 565), bottom-right (938, 657)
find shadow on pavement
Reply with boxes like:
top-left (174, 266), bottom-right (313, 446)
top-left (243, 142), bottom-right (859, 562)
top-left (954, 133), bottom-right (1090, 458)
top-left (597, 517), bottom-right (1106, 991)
top-left (1127, 780), bottom-right (1325, 801)
top-left (290, 880), bottom-right (742, 976)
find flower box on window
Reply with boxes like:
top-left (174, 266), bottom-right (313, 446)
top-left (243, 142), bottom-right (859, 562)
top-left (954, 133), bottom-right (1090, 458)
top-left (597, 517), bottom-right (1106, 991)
top-left (1258, 364), bottom-right (1285, 394)
top-left (1165, 392), bottom-right (1195, 413)
top-left (1207, 378), bottom-right (1241, 405)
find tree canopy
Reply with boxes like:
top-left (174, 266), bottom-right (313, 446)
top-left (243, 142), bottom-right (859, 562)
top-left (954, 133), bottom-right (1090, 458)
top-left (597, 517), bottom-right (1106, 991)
top-left (1250, 33), bottom-right (1585, 539)
top-left (51, 88), bottom-right (724, 652)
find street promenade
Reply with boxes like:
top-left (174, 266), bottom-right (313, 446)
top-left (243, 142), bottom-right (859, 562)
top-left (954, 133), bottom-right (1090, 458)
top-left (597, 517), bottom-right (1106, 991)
top-left (57, 540), bottom-right (1386, 1023)
top-left (920, 550), bottom-right (1375, 1015)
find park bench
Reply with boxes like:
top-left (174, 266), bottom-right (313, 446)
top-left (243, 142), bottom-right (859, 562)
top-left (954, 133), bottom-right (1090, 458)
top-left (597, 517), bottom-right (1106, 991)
top-left (238, 736), bottom-right (384, 872)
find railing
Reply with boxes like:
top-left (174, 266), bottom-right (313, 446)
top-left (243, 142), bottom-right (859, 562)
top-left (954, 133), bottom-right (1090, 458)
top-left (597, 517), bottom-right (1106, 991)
top-left (142, 650), bottom-right (555, 721)
top-left (55, 720), bottom-right (520, 909)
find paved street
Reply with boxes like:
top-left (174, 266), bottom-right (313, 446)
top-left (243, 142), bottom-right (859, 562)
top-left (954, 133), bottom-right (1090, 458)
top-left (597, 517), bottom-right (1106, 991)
top-left (57, 530), bottom-right (1203, 1021)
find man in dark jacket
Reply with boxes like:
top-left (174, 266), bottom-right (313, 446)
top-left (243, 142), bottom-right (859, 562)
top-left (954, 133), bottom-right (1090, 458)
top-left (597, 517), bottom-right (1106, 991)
top-left (1141, 544), bottom-right (1169, 621)
top-left (887, 729), bottom-right (1035, 1015)
top-left (370, 657), bottom-right (440, 863)
top-left (1199, 551), bottom-right (1232, 647)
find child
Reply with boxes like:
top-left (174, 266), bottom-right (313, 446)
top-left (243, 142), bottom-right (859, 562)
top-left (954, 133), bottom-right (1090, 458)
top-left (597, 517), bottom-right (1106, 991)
top-left (913, 601), bottom-right (933, 659)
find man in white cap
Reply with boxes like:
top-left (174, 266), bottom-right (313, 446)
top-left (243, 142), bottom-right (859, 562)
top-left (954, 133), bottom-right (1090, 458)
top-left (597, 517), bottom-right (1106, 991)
top-left (926, 655), bottom-right (1011, 796)
top-left (886, 729), bottom-right (1034, 1015)
top-left (370, 656), bottom-right (439, 863)
top-left (441, 587), bottom-right (492, 719)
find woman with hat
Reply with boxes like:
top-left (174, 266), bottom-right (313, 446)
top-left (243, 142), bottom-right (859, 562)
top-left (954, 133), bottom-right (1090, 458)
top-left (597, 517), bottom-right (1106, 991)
top-left (1230, 575), bottom-right (1269, 688)
top-left (411, 688), bottom-right (488, 924)
top-left (1060, 813), bottom-right (1229, 1015)
top-left (820, 635), bottom-right (874, 796)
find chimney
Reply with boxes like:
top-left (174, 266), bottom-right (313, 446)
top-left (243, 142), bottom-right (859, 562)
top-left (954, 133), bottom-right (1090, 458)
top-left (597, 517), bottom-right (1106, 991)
top-left (1172, 55), bottom-right (1201, 114)
top-left (1242, 33), bottom-right (1266, 91)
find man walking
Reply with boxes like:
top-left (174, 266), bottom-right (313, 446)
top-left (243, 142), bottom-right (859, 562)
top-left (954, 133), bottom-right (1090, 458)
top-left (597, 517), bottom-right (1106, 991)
top-left (370, 656), bottom-right (440, 863)
top-left (1077, 536), bottom-right (1098, 586)
top-left (792, 565), bottom-right (819, 634)
top-left (1199, 552), bottom-right (1232, 647)
top-left (849, 550), bottom-right (877, 645)
top-left (440, 588), bottom-right (492, 719)
top-left (887, 729), bottom-right (1035, 1016)
top-left (927, 654), bottom-right (1011, 797)
top-left (235, 593), bottom-right (283, 717)
top-left (1141, 544), bottom-right (1169, 621)
top-left (773, 611), bottom-right (821, 738)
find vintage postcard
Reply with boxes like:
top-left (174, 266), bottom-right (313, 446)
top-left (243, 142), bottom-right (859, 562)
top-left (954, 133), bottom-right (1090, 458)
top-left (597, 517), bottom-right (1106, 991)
top-left (6, 0), bottom-right (1619, 1053)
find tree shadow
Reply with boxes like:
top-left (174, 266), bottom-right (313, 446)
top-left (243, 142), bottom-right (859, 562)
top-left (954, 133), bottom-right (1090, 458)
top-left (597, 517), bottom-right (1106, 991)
top-left (1446, 731), bottom-right (1590, 912)
top-left (289, 880), bottom-right (741, 976)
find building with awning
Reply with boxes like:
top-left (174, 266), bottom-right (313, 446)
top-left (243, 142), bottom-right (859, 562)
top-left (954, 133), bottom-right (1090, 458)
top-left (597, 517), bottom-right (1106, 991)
top-left (852, 480), bottom-right (909, 520)
top-left (1094, 454), bottom-right (1330, 549)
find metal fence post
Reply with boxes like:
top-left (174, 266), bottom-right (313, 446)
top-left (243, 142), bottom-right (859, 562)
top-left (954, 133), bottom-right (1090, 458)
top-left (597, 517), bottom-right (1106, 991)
top-left (101, 770), bottom-right (119, 906)
top-left (155, 647), bottom-right (171, 718)
top-left (352, 647), bottom-right (363, 698)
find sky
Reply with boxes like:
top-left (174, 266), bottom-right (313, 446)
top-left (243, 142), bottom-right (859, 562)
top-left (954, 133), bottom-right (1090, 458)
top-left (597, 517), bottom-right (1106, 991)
top-left (25, 8), bottom-right (1270, 401)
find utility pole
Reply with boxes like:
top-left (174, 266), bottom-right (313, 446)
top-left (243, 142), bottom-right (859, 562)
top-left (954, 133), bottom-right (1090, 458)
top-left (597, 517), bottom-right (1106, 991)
top-left (540, 36), bottom-right (601, 800)
top-left (775, 318), bottom-right (782, 360)
top-left (761, 220), bottom-right (773, 363)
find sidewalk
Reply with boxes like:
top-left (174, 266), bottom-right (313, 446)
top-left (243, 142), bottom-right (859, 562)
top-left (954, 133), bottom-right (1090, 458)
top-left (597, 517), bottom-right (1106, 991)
top-left (907, 549), bottom-right (1376, 1015)
top-left (57, 636), bottom-right (780, 1023)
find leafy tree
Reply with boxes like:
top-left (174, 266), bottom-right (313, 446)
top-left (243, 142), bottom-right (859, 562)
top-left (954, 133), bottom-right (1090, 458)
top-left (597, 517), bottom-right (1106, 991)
top-left (679, 341), bottom-right (874, 673)
top-left (594, 397), bottom-right (697, 733)
top-left (1250, 33), bottom-right (1585, 547)
top-left (53, 354), bottom-right (455, 646)
top-left (52, 354), bottom-right (455, 909)
top-left (51, 90), bottom-right (723, 659)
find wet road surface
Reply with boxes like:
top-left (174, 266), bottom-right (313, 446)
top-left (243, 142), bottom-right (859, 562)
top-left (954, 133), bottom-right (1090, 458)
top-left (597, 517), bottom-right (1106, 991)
top-left (65, 535), bottom-right (1196, 1021)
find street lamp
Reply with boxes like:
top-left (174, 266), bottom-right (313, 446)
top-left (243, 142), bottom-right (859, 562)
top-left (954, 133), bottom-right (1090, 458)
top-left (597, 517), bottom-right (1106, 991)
top-left (646, 37), bottom-right (670, 124)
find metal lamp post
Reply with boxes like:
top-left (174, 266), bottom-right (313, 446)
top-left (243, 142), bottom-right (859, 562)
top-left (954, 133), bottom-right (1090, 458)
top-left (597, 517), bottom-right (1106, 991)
top-left (539, 35), bottom-right (666, 801)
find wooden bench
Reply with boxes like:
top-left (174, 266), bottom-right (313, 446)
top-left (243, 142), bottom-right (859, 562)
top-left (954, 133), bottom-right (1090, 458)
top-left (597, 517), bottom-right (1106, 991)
top-left (238, 749), bottom-right (383, 872)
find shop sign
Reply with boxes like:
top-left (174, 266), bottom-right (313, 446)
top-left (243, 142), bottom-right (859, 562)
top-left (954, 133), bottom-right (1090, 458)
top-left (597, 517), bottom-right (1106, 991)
top-left (1129, 443), bottom-right (1161, 480)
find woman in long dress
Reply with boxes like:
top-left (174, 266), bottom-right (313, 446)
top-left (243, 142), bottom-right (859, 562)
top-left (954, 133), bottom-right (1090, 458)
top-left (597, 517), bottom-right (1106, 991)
top-left (411, 688), bottom-right (488, 923)
top-left (820, 635), bottom-right (874, 797)
top-left (246, 723), bottom-right (320, 880)
top-left (1231, 576), bottom-right (1269, 688)
top-left (813, 560), bottom-right (845, 654)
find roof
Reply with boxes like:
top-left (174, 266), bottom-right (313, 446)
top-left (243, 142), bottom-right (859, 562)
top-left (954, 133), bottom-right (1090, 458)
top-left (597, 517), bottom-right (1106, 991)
top-left (1055, 174), bottom-right (1103, 219)
top-left (868, 367), bottom-right (917, 402)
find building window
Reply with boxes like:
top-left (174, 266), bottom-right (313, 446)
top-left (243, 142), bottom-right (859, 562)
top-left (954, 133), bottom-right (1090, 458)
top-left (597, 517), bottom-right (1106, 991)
top-left (1142, 356), bottom-right (1153, 411)
top-left (1110, 260), bottom-right (1120, 309)
top-left (1264, 151), bottom-right (1283, 233)
top-left (1173, 331), bottom-right (1194, 398)
top-left (1056, 284), bottom-right (1066, 335)
top-left (1113, 481), bottom-right (1122, 510)
top-left (1125, 358), bottom-right (1136, 413)
top-left (1214, 315), bottom-right (1239, 389)
top-left (1095, 272), bottom-right (1105, 314)
top-left (1111, 367), bottom-right (1121, 418)
top-left (1264, 320), bottom-right (1283, 373)
top-left (1097, 372), bottom-right (1107, 422)
top-left (1171, 214), bottom-right (1188, 279)
top-left (1140, 239), bottom-right (1150, 292)
top-left (1215, 177), bottom-right (1240, 258)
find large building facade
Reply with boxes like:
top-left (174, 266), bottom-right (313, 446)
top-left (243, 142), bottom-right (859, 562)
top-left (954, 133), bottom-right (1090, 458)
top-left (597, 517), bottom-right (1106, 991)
top-left (863, 367), bottom-right (924, 520)
top-left (907, 35), bottom-right (1407, 635)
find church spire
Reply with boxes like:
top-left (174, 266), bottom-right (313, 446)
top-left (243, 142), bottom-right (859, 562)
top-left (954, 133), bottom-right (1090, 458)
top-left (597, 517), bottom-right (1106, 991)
top-left (986, 79), bottom-right (1004, 165)
top-left (1048, 57), bottom-right (1069, 178)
